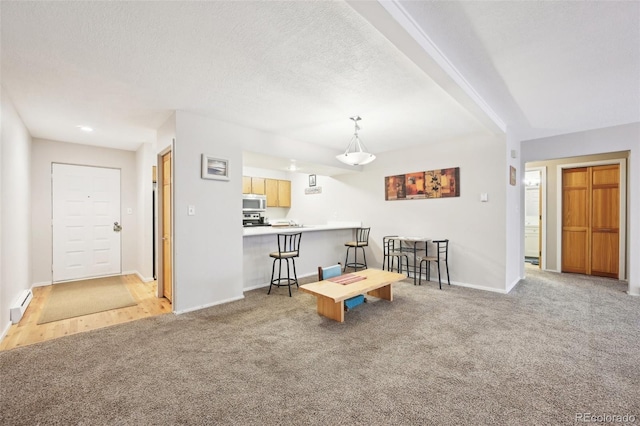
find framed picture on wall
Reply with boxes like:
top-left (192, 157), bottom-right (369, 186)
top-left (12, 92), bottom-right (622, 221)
top-left (202, 155), bottom-right (229, 181)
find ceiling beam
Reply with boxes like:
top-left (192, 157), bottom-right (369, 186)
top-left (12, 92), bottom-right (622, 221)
top-left (347, 0), bottom-right (506, 135)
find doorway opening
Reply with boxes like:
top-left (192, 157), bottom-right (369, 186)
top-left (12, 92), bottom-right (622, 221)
top-left (524, 167), bottom-right (546, 269)
top-left (157, 148), bottom-right (173, 304)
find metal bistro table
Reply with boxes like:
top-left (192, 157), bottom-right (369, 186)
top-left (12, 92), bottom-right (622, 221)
top-left (391, 236), bottom-right (430, 285)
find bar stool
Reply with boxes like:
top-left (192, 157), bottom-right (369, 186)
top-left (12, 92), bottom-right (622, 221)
top-left (268, 233), bottom-right (302, 297)
top-left (418, 239), bottom-right (450, 289)
top-left (344, 227), bottom-right (370, 272)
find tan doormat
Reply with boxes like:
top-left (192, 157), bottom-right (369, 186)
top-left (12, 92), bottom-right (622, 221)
top-left (38, 276), bottom-right (137, 324)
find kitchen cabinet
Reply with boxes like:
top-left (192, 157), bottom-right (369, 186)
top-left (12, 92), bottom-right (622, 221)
top-left (242, 176), bottom-right (265, 195)
top-left (278, 179), bottom-right (291, 207)
top-left (266, 179), bottom-right (291, 207)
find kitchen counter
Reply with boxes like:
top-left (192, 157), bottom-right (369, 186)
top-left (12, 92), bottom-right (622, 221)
top-left (242, 221), bottom-right (362, 290)
top-left (243, 222), bottom-right (359, 237)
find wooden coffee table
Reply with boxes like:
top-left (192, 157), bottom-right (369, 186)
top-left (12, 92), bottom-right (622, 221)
top-left (300, 268), bottom-right (406, 323)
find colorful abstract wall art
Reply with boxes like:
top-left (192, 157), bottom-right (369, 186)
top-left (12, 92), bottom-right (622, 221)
top-left (385, 167), bottom-right (460, 200)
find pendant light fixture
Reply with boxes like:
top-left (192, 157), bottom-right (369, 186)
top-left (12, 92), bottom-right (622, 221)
top-left (336, 116), bottom-right (376, 166)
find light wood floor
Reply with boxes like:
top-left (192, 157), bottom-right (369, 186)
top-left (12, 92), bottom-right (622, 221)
top-left (0, 274), bottom-right (172, 351)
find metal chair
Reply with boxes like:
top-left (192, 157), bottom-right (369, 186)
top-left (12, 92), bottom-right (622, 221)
top-left (382, 236), bottom-right (409, 276)
top-left (344, 227), bottom-right (370, 272)
top-left (418, 239), bottom-right (450, 289)
top-left (268, 233), bottom-right (302, 297)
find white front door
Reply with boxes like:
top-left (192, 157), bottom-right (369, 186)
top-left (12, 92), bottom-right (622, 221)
top-left (52, 164), bottom-right (121, 282)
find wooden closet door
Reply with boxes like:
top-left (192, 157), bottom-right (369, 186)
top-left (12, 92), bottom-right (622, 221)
top-left (562, 168), bottom-right (589, 274)
top-left (562, 164), bottom-right (620, 278)
top-left (590, 165), bottom-right (619, 278)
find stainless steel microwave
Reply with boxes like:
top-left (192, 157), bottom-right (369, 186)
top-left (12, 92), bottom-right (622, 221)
top-left (242, 194), bottom-right (267, 212)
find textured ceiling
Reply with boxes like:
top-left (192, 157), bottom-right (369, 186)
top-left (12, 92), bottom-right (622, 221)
top-left (2, 1), bottom-right (637, 159)
top-left (1, 1), bottom-right (487, 153)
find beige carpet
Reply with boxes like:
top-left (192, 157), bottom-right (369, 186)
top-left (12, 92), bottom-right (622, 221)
top-left (37, 276), bottom-right (137, 324)
top-left (3, 268), bottom-right (637, 424)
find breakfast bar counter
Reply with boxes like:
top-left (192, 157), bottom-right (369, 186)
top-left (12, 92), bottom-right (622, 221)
top-left (243, 223), bottom-right (357, 237)
top-left (243, 222), bottom-right (361, 291)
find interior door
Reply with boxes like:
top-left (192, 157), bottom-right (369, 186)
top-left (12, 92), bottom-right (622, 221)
top-left (561, 164), bottom-right (620, 278)
top-left (590, 165), bottom-right (619, 278)
top-left (562, 167), bottom-right (589, 274)
top-left (52, 164), bottom-right (121, 282)
top-left (162, 152), bottom-right (173, 302)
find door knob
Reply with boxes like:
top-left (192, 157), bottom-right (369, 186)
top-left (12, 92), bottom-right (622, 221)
top-left (113, 221), bottom-right (122, 232)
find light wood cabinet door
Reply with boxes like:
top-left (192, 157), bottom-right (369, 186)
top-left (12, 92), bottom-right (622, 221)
top-left (265, 179), bottom-right (279, 207)
top-left (264, 178), bottom-right (291, 207)
top-left (278, 179), bottom-right (291, 207)
top-left (242, 176), bottom-right (252, 194)
top-left (251, 177), bottom-right (266, 195)
top-left (243, 176), bottom-right (266, 194)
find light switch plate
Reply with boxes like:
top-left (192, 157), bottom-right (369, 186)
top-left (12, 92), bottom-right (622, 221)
top-left (480, 193), bottom-right (488, 202)
top-left (126, 208), bottom-right (133, 215)
top-left (188, 205), bottom-right (195, 216)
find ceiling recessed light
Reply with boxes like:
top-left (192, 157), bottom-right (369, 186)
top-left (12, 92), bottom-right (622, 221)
top-left (76, 125), bottom-right (94, 132)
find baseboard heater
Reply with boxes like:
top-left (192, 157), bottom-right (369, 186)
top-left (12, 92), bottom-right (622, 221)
top-left (10, 289), bottom-right (33, 324)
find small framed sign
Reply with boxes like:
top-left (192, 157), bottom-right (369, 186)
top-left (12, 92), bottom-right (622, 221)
top-left (309, 174), bottom-right (317, 187)
top-left (202, 155), bottom-right (229, 181)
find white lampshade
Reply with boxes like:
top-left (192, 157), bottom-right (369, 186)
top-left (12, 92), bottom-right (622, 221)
top-left (336, 151), bottom-right (376, 166)
top-left (336, 116), bottom-right (376, 166)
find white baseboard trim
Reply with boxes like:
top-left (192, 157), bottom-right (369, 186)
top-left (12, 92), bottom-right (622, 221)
top-left (174, 295), bottom-right (245, 315)
top-left (421, 279), bottom-right (509, 294)
top-left (506, 277), bottom-right (522, 294)
top-left (243, 272), bottom-right (317, 292)
top-left (0, 321), bottom-right (12, 343)
top-left (32, 281), bottom-right (52, 288)
top-left (244, 283), bottom-right (269, 292)
top-left (133, 271), bottom-right (155, 283)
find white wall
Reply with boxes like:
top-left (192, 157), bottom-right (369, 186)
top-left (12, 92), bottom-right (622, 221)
top-left (170, 112), bottom-right (508, 315)
top-left (286, 133), bottom-right (508, 292)
top-left (1, 90), bottom-right (32, 338)
top-left (506, 130), bottom-right (523, 291)
top-left (521, 122), bottom-right (640, 295)
top-left (171, 111), bottom-right (244, 313)
top-left (31, 139), bottom-right (139, 285)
